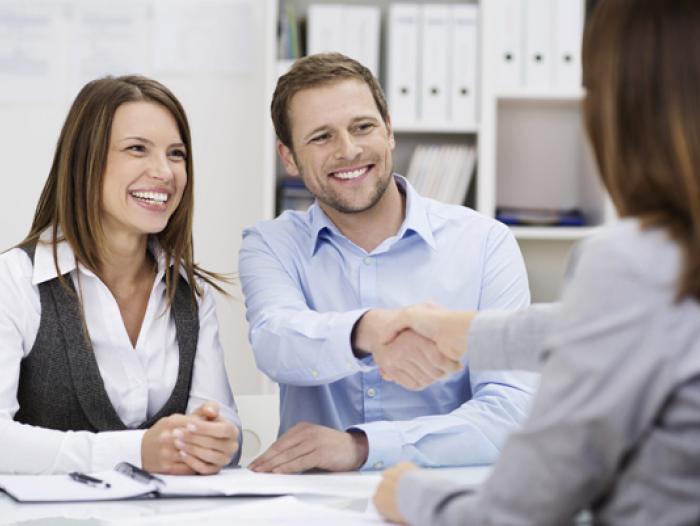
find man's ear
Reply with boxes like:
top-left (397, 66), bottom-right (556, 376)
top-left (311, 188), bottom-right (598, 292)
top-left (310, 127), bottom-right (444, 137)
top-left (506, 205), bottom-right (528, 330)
top-left (277, 140), bottom-right (300, 176)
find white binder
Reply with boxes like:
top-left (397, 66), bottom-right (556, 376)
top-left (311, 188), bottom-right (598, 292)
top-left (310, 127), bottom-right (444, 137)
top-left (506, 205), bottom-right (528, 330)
top-left (420, 4), bottom-right (450, 125)
top-left (524, 0), bottom-right (554, 89)
top-left (307, 4), bottom-right (343, 56)
top-left (387, 4), bottom-right (420, 126)
top-left (553, 0), bottom-right (584, 89)
top-left (449, 4), bottom-right (479, 127)
top-left (342, 5), bottom-right (381, 77)
top-left (307, 4), bottom-right (380, 78)
top-left (493, 0), bottom-right (524, 90)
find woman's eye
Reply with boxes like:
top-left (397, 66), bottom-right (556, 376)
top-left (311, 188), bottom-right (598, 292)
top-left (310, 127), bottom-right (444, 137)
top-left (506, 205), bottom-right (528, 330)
top-left (169, 149), bottom-right (187, 160)
top-left (126, 144), bottom-right (146, 153)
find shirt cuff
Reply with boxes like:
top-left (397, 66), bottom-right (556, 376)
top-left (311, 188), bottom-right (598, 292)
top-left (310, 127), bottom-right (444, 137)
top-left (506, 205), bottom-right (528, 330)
top-left (90, 429), bottom-right (146, 471)
top-left (464, 310), bottom-right (511, 370)
top-left (318, 308), bottom-right (375, 379)
top-left (348, 421), bottom-right (403, 471)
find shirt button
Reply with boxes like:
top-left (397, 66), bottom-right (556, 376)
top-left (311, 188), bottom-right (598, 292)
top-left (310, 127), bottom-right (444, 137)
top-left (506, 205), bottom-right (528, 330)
top-left (373, 461), bottom-right (384, 469)
top-left (311, 369), bottom-right (319, 378)
top-left (367, 387), bottom-right (377, 397)
top-left (363, 256), bottom-right (372, 265)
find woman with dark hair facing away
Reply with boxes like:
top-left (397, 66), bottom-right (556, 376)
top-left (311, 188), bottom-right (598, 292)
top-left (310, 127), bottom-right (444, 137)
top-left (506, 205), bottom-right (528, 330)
top-left (372, 0), bottom-right (700, 523)
top-left (0, 76), bottom-right (240, 475)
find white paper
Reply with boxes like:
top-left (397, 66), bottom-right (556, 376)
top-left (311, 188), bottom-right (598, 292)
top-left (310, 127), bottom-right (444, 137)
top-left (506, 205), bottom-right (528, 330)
top-left (0, 471), bottom-right (152, 502)
top-left (159, 468), bottom-right (382, 499)
top-left (152, 0), bottom-right (254, 75)
top-left (119, 496), bottom-right (385, 526)
top-left (69, 1), bottom-right (150, 96)
top-left (0, 1), bottom-right (68, 103)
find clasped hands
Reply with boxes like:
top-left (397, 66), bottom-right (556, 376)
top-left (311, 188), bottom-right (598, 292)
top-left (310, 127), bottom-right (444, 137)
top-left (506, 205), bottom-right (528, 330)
top-left (141, 401), bottom-right (239, 475)
top-left (355, 303), bottom-right (477, 391)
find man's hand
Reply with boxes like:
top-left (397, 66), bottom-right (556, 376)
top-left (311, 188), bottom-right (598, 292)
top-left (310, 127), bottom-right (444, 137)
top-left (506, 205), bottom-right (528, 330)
top-left (373, 330), bottom-right (462, 390)
top-left (248, 422), bottom-right (369, 473)
top-left (171, 401), bottom-right (240, 475)
top-left (373, 462), bottom-right (419, 524)
top-left (382, 303), bottom-right (477, 362)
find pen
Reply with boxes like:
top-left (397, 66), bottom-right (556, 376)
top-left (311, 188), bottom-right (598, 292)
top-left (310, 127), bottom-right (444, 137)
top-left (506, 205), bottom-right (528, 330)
top-left (115, 461), bottom-right (165, 487)
top-left (69, 472), bottom-right (112, 489)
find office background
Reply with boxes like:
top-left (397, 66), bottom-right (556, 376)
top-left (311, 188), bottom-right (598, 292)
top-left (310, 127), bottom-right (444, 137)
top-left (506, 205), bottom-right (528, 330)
top-left (0, 0), bottom-right (603, 397)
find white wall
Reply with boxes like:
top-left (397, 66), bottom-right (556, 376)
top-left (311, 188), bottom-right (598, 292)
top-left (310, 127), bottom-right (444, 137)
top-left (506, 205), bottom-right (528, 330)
top-left (0, 0), bottom-right (277, 395)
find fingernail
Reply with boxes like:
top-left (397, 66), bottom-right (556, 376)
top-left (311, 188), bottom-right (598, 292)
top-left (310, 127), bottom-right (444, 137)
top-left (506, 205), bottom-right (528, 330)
top-left (187, 423), bottom-right (197, 433)
top-left (175, 439), bottom-right (185, 450)
top-left (179, 449), bottom-right (188, 458)
top-left (172, 428), bottom-right (184, 439)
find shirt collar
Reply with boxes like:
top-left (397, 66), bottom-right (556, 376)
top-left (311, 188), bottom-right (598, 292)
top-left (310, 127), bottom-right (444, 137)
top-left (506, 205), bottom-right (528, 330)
top-left (32, 228), bottom-right (174, 285)
top-left (307, 174), bottom-right (436, 257)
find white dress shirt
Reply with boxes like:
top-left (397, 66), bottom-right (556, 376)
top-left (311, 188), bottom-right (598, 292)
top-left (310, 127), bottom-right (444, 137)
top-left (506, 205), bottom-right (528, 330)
top-left (0, 233), bottom-right (240, 474)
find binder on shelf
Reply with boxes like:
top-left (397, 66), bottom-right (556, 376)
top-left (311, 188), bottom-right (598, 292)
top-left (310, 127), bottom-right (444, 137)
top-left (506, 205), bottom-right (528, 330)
top-left (420, 4), bottom-right (450, 126)
top-left (307, 4), bottom-right (380, 77)
top-left (307, 4), bottom-right (343, 56)
top-left (343, 6), bottom-right (381, 77)
top-left (524, 0), bottom-right (554, 89)
top-left (387, 3), bottom-right (420, 127)
top-left (493, 0), bottom-right (524, 90)
top-left (496, 207), bottom-right (586, 227)
top-left (553, 0), bottom-right (584, 89)
top-left (449, 4), bottom-right (479, 127)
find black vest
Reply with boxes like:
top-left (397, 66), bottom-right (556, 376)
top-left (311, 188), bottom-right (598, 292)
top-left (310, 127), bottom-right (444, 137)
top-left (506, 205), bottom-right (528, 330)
top-left (14, 244), bottom-right (198, 432)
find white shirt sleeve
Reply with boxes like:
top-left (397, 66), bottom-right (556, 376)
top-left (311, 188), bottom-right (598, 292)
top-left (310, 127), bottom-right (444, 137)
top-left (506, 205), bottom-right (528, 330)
top-left (0, 249), bottom-right (147, 473)
top-left (186, 281), bottom-right (242, 462)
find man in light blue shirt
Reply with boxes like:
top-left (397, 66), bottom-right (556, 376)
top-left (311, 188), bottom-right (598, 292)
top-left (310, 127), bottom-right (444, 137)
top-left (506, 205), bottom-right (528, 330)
top-left (239, 53), bottom-right (537, 473)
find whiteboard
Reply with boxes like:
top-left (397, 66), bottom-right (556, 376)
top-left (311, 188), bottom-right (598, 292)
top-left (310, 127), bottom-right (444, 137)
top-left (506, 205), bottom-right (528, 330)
top-left (0, 0), bottom-right (278, 395)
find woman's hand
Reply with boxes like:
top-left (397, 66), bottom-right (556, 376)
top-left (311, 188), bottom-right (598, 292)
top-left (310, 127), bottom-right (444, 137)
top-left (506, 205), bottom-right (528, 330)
top-left (373, 462), bottom-right (420, 524)
top-left (142, 413), bottom-right (199, 474)
top-left (382, 303), bottom-right (477, 362)
top-left (142, 401), bottom-right (239, 475)
top-left (170, 401), bottom-right (239, 475)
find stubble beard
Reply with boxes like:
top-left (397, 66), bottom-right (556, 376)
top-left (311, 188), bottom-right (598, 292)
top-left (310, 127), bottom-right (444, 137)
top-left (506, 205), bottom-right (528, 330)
top-left (301, 165), bottom-right (393, 215)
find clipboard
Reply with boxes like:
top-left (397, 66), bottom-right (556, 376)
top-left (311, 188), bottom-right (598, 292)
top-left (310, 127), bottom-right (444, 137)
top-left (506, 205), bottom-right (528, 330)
top-left (0, 463), bottom-right (380, 502)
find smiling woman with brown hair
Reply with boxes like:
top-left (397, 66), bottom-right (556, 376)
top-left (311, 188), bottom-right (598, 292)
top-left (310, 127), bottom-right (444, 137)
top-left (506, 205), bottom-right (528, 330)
top-left (373, 0), bottom-right (700, 524)
top-left (0, 76), bottom-right (240, 475)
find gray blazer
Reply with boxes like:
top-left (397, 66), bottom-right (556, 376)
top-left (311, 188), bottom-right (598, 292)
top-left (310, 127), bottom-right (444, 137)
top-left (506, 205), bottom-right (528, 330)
top-left (397, 218), bottom-right (700, 525)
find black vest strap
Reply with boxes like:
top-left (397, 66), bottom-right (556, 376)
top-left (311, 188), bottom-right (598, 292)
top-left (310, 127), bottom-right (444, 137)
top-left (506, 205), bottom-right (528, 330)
top-left (14, 242), bottom-right (198, 432)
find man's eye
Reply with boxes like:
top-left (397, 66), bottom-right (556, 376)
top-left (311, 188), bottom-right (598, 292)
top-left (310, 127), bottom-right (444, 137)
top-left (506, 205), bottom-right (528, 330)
top-left (356, 123), bottom-right (375, 133)
top-left (311, 134), bottom-right (330, 143)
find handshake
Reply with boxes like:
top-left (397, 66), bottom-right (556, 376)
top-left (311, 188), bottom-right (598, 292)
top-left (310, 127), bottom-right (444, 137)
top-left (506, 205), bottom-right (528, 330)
top-left (353, 303), bottom-right (478, 390)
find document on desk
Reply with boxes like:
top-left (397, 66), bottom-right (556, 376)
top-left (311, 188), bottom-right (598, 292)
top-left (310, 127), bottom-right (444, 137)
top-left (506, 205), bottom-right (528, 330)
top-left (0, 468), bottom-right (381, 503)
top-left (123, 496), bottom-right (385, 526)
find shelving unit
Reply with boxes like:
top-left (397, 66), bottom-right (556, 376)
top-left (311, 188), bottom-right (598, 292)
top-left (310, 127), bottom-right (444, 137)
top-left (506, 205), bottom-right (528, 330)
top-left (270, 0), bottom-right (608, 301)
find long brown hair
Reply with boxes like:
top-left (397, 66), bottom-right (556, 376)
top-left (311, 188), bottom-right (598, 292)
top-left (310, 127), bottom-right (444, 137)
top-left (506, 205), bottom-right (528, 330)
top-left (21, 75), bottom-right (227, 302)
top-left (583, 0), bottom-right (700, 301)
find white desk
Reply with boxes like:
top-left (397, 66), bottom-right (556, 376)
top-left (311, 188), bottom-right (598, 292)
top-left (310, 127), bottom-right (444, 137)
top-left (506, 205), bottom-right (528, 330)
top-left (0, 467), bottom-right (492, 526)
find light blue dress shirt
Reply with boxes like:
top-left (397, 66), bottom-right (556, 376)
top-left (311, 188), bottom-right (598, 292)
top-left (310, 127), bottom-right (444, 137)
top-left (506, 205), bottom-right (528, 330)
top-left (239, 176), bottom-right (538, 470)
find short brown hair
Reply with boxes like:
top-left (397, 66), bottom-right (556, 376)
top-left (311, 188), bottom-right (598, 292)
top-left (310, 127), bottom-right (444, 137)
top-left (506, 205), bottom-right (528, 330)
top-left (583, 0), bottom-right (700, 301)
top-left (271, 52), bottom-right (389, 148)
top-left (22, 75), bottom-right (225, 302)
